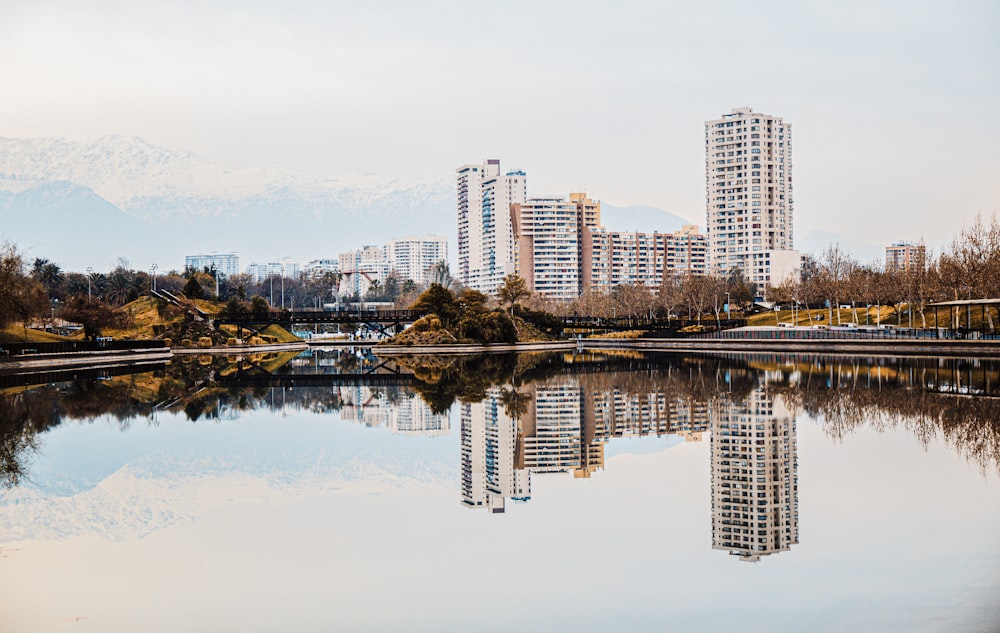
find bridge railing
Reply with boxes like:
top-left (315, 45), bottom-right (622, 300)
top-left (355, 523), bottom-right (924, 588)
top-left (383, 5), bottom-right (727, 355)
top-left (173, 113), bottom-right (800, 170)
top-left (215, 309), bottom-right (428, 324)
top-left (561, 316), bottom-right (747, 331)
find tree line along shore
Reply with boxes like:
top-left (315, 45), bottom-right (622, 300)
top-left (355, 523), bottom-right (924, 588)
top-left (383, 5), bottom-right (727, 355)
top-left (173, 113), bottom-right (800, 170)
top-left (3, 215), bottom-right (1000, 346)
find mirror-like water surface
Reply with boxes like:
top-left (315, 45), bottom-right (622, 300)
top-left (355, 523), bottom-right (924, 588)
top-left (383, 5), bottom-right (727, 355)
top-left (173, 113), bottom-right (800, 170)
top-left (2, 350), bottom-right (999, 632)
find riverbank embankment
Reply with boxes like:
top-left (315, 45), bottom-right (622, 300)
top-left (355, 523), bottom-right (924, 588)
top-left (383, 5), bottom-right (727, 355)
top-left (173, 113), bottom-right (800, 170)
top-left (580, 337), bottom-right (1000, 358)
top-left (171, 342), bottom-right (308, 355)
top-left (374, 341), bottom-right (577, 355)
top-left (0, 344), bottom-right (173, 372)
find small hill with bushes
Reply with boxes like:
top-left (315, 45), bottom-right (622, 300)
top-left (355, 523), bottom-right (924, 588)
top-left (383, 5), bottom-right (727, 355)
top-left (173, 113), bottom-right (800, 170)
top-left (382, 284), bottom-right (562, 346)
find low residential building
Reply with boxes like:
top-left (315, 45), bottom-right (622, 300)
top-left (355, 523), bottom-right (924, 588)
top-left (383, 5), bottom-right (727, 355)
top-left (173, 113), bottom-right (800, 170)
top-left (303, 259), bottom-right (339, 277)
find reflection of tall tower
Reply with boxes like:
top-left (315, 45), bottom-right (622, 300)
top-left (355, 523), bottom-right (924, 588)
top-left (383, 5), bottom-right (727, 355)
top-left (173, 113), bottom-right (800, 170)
top-left (460, 390), bottom-right (530, 513)
top-left (710, 387), bottom-right (798, 561)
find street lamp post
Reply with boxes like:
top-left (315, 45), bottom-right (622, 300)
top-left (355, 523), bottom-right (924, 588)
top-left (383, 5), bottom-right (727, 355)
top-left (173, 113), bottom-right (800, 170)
top-left (149, 264), bottom-right (157, 293)
top-left (86, 267), bottom-right (94, 301)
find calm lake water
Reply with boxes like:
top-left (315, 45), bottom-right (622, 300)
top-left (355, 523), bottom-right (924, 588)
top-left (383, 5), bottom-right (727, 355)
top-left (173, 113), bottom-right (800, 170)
top-left (1, 350), bottom-right (999, 632)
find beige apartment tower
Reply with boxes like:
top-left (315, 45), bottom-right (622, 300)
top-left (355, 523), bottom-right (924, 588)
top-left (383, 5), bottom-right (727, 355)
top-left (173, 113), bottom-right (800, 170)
top-left (885, 241), bottom-right (926, 273)
top-left (511, 193), bottom-right (601, 301)
top-left (706, 107), bottom-right (794, 284)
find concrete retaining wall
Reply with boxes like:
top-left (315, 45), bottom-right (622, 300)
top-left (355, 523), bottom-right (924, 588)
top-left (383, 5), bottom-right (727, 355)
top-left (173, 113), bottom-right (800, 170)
top-left (0, 348), bottom-right (173, 372)
top-left (580, 337), bottom-right (1000, 358)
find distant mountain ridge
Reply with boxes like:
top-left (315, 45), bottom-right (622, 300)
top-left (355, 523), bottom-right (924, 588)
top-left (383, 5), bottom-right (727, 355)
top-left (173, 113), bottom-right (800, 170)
top-left (600, 202), bottom-right (694, 233)
top-left (0, 134), bottom-right (453, 223)
top-left (0, 135), bottom-right (708, 272)
top-left (0, 135), bottom-right (458, 270)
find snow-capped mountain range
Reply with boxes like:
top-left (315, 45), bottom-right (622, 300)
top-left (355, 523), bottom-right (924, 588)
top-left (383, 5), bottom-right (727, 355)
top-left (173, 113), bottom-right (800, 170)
top-left (0, 134), bottom-right (452, 222)
top-left (0, 134), bottom-right (694, 271)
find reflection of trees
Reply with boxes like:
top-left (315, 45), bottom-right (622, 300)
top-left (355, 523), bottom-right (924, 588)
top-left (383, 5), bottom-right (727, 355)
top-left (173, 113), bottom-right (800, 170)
top-left (0, 392), bottom-right (58, 487)
top-left (398, 351), bottom-right (766, 414)
top-left (499, 387), bottom-right (532, 420)
top-left (767, 359), bottom-right (1000, 475)
top-left (0, 356), bottom-right (348, 486)
top-left (399, 354), bottom-right (522, 414)
top-left (6, 352), bottom-right (1000, 488)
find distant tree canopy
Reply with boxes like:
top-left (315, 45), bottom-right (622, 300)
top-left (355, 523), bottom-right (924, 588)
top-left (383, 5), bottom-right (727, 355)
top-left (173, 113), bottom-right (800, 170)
top-left (250, 296), bottom-right (271, 317)
top-left (406, 283), bottom-right (523, 344)
top-left (411, 284), bottom-right (459, 326)
top-left (60, 294), bottom-right (127, 340)
top-left (183, 276), bottom-right (205, 300)
top-left (497, 274), bottom-right (530, 313)
top-left (0, 243), bottom-right (49, 335)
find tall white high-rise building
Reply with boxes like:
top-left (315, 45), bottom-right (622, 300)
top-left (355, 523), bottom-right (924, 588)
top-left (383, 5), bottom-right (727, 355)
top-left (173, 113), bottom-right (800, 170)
top-left (456, 160), bottom-right (526, 294)
top-left (706, 107), bottom-right (796, 285)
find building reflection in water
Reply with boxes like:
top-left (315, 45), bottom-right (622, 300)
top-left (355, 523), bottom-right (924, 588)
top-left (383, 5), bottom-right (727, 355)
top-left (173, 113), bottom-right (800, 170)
top-left (460, 393), bottom-right (529, 513)
top-left (459, 375), bottom-right (799, 561)
top-left (710, 385), bottom-right (798, 562)
top-left (339, 386), bottom-right (450, 436)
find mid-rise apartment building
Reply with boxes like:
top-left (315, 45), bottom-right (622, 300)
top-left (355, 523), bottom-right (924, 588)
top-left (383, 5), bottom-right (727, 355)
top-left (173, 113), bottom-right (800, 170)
top-left (302, 259), bottom-right (339, 277)
top-left (185, 252), bottom-right (240, 278)
top-left (706, 107), bottom-right (797, 286)
top-left (456, 160), bottom-right (526, 294)
top-left (510, 192), bottom-right (710, 299)
top-left (511, 193), bottom-right (601, 301)
top-left (338, 245), bottom-right (389, 297)
top-left (340, 386), bottom-right (449, 436)
top-left (246, 258), bottom-right (300, 282)
top-left (885, 241), bottom-right (926, 273)
top-left (585, 224), bottom-right (708, 292)
top-left (519, 381), bottom-right (605, 478)
top-left (385, 236), bottom-right (448, 286)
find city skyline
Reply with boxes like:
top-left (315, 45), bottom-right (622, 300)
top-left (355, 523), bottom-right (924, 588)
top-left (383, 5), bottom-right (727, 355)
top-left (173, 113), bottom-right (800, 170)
top-left (1, 1), bottom-right (996, 266)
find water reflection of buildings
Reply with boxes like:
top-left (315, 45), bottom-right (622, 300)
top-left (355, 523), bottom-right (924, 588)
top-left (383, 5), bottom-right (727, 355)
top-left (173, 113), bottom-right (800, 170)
top-left (339, 387), bottom-right (450, 436)
top-left (521, 383), bottom-right (603, 477)
top-left (710, 387), bottom-right (798, 562)
top-left (459, 377), bottom-right (800, 561)
top-left (461, 378), bottom-right (716, 511)
top-left (461, 392), bottom-right (530, 513)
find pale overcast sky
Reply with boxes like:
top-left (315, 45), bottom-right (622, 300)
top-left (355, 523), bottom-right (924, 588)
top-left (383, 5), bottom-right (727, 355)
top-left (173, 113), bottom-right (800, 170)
top-left (2, 0), bottom-right (998, 249)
